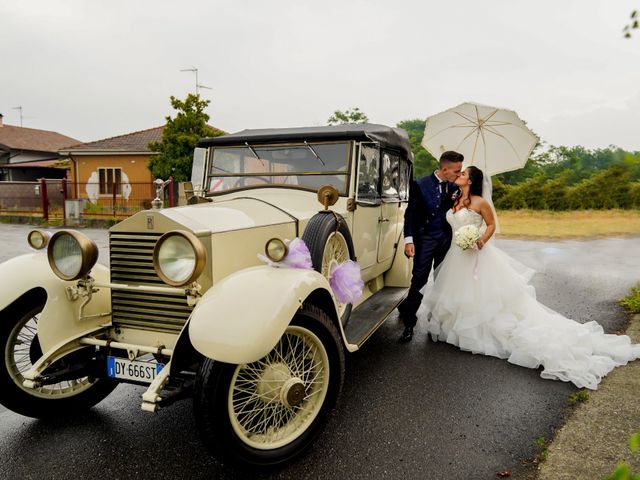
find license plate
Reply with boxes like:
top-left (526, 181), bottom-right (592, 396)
top-left (107, 356), bottom-right (164, 383)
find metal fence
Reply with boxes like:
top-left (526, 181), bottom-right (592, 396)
top-left (0, 178), bottom-right (175, 223)
top-left (0, 181), bottom-right (43, 215)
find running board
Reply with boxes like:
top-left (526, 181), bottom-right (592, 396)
top-left (345, 287), bottom-right (408, 346)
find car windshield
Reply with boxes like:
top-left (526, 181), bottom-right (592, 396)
top-left (206, 142), bottom-right (350, 195)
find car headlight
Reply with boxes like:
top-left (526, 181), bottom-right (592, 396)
top-left (27, 230), bottom-right (51, 250)
top-left (47, 230), bottom-right (99, 281)
top-left (153, 231), bottom-right (206, 287)
top-left (265, 238), bottom-right (288, 262)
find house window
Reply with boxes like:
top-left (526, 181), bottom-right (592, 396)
top-left (98, 168), bottom-right (122, 195)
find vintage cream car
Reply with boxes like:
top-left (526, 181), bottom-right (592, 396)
top-left (0, 124), bottom-right (413, 466)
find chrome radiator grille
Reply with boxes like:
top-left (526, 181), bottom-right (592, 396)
top-left (109, 232), bottom-right (192, 332)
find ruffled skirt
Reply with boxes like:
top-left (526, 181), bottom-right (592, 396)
top-left (423, 242), bottom-right (640, 390)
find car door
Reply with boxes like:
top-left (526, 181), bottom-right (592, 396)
top-left (351, 143), bottom-right (382, 273)
top-left (377, 150), bottom-right (402, 264)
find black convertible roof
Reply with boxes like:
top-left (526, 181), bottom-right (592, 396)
top-left (198, 123), bottom-right (413, 161)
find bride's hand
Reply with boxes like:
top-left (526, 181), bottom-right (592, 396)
top-left (476, 239), bottom-right (485, 250)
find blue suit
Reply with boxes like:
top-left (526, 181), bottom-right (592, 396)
top-left (398, 172), bottom-right (458, 326)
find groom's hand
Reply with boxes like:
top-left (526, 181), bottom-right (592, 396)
top-left (404, 243), bottom-right (415, 258)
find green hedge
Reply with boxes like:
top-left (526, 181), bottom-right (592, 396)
top-left (494, 165), bottom-right (640, 210)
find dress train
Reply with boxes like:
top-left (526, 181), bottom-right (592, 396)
top-left (423, 209), bottom-right (640, 390)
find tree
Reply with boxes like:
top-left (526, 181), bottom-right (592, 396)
top-left (148, 94), bottom-right (224, 182)
top-left (327, 107), bottom-right (369, 125)
top-left (396, 119), bottom-right (438, 178)
top-left (623, 10), bottom-right (638, 38)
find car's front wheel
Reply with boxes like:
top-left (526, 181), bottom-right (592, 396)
top-left (193, 304), bottom-right (345, 466)
top-left (302, 212), bottom-right (356, 326)
top-left (0, 298), bottom-right (117, 418)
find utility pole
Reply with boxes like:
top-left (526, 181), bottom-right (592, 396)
top-left (12, 106), bottom-right (23, 127)
top-left (180, 67), bottom-right (212, 95)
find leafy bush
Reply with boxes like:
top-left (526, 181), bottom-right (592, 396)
top-left (541, 171), bottom-right (571, 210)
top-left (495, 184), bottom-right (528, 210)
top-left (534, 437), bottom-right (549, 463)
top-left (566, 165), bottom-right (632, 209)
top-left (568, 389), bottom-right (589, 405)
top-left (629, 183), bottom-right (640, 208)
top-left (606, 432), bottom-right (640, 480)
top-left (494, 165), bottom-right (636, 210)
top-left (620, 285), bottom-right (640, 313)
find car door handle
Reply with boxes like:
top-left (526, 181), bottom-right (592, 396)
top-left (378, 217), bottom-right (389, 223)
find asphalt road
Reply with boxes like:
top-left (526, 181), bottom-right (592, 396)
top-left (1, 224), bottom-right (639, 480)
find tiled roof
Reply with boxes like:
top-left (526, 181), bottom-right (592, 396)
top-left (62, 125), bottom-right (225, 154)
top-left (3, 158), bottom-right (71, 168)
top-left (0, 124), bottom-right (80, 152)
top-left (62, 126), bottom-right (165, 153)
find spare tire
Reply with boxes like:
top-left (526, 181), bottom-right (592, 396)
top-left (302, 212), bottom-right (356, 326)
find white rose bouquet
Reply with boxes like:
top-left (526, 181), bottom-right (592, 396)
top-left (454, 224), bottom-right (481, 250)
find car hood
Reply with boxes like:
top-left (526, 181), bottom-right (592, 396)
top-left (111, 189), bottom-right (346, 236)
top-left (214, 189), bottom-right (346, 220)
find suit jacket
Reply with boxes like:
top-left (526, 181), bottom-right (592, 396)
top-left (403, 172), bottom-right (458, 240)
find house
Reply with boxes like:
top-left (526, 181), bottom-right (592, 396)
top-left (0, 113), bottom-right (80, 181)
top-left (60, 126), bottom-right (164, 206)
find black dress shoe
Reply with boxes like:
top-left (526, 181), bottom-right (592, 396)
top-left (399, 326), bottom-right (414, 343)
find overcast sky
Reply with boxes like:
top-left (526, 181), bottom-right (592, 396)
top-left (1, 0), bottom-right (639, 150)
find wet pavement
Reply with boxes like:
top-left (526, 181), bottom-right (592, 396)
top-left (1, 224), bottom-right (639, 479)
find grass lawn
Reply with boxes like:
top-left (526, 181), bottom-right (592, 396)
top-left (497, 209), bottom-right (640, 239)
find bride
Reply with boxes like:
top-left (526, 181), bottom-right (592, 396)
top-left (423, 165), bottom-right (640, 390)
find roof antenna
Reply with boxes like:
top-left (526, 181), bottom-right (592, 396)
top-left (12, 106), bottom-right (23, 127)
top-left (180, 67), bottom-right (213, 96)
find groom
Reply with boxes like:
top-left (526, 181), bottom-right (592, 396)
top-left (398, 150), bottom-right (464, 342)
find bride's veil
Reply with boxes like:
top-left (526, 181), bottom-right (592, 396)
top-left (482, 174), bottom-right (501, 234)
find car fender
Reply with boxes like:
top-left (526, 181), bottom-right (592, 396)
top-left (188, 265), bottom-right (340, 364)
top-left (0, 253), bottom-right (111, 352)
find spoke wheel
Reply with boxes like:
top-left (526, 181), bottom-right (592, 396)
top-left (0, 298), bottom-right (116, 418)
top-left (228, 325), bottom-right (329, 450)
top-left (320, 232), bottom-right (350, 318)
top-left (302, 212), bottom-right (356, 326)
top-left (6, 307), bottom-right (94, 399)
top-left (194, 305), bottom-right (345, 466)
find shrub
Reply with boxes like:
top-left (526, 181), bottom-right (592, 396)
top-left (495, 184), bottom-right (528, 209)
top-left (566, 165), bottom-right (632, 210)
top-left (620, 285), bottom-right (640, 314)
top-left (494, 163), bottom-right (638, 210)
top-left (568, 389), bottom-right (590, 405)
top-left (629, 183), bottom-right (640, 208)
top-left (541, 171), bottom-right (572, 211)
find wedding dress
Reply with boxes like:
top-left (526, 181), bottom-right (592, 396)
top-left (423, 208), bottom-right (640, 390)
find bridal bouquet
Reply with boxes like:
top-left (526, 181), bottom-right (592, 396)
top-left (454, 225), bottom-right (481, 250)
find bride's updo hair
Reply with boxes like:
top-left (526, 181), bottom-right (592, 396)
top-left (467, 166), bottom-right (484, 197)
